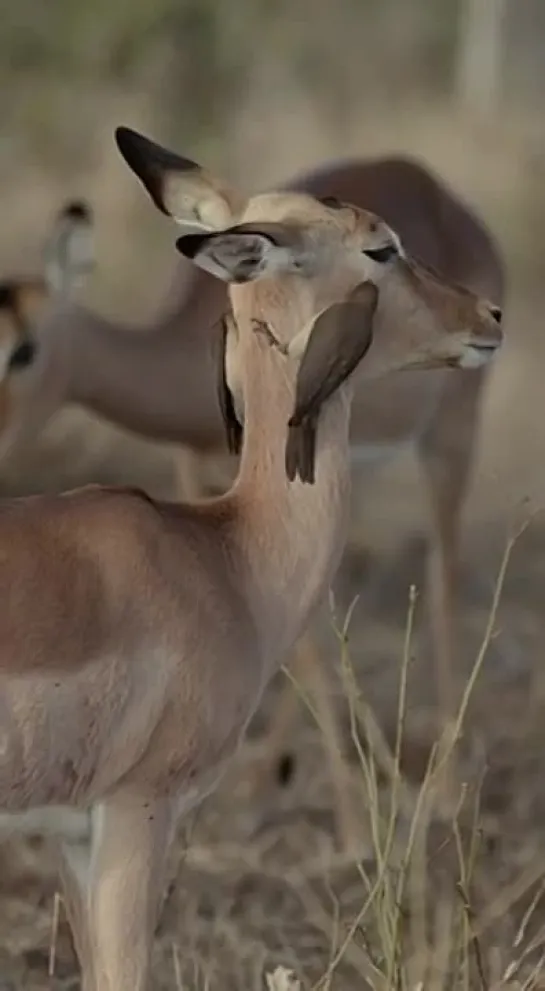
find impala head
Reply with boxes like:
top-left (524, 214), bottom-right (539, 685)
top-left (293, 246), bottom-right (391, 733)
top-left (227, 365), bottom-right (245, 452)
top-left (116, 126), bottom-right (400, 312)
top-left (116, 127), bottom-right (503, 481)
top-left (116, 125), bottom-right (503, 370)
top-left (0, 199), bottom-right (95, 434)
top-left (377, 259), bottom-right (504, 377)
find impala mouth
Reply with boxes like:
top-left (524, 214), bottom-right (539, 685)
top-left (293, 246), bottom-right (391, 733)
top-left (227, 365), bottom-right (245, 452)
top-left (458, 338), bottom-right (501, 369)
top-left (359, 334), bottom-right (502, 381)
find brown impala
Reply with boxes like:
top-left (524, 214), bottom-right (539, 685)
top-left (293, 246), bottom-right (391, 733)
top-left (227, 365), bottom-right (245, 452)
top-left (0, 138), bottom-right (504, 848)
top-left (0, 126), bottom-right (503, 991)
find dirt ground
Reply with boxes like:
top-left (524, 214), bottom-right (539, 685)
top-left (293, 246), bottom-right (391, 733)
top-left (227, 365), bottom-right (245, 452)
top-left (1, 112), bottom-right (545, 988)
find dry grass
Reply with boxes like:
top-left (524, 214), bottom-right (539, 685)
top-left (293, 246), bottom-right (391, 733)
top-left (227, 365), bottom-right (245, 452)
top-left (3, 512), bottom-right (545, 989)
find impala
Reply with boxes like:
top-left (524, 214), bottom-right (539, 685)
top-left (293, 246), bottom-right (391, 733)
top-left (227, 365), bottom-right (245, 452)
top-left (0, 144), bottom-right (504, 846)
top-left (0, 126), bottom-right (503, 990)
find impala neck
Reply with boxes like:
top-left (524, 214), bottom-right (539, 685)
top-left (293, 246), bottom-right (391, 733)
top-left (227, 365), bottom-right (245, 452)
top-left (230, 294), bottom-right (353, 666)
top-left (53, 268), bottom-right (227, 448)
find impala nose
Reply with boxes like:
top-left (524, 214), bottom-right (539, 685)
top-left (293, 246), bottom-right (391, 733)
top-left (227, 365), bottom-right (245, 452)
top-left (488, 303), bottom-right (502, 325)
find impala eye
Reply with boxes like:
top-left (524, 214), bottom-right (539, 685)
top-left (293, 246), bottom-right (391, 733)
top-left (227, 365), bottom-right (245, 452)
top-left (0, 282), bottom-right (15, 308)
top-left (8, 338), bottom-right (37, 371)
top-left (363, 243), bottom-right (398, 263)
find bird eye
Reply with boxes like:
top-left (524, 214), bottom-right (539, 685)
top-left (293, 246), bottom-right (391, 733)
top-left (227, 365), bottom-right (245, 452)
top-left (319, 196), bottom-right (344, 210)
top-left (362, 243), bottom-right (398, 263)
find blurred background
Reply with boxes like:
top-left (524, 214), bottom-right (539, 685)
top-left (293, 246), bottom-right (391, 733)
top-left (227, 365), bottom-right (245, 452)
top-left (2, 1), bottom-right (545, 988)
top-left (0, 0), bottom-right (544, 512)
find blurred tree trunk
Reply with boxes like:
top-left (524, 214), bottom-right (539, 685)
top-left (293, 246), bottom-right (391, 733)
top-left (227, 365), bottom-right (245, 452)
top-left (455, 0), bottom-right (507, 118)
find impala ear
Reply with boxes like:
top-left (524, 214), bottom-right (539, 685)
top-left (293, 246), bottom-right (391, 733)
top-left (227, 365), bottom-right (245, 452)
top-left (115, 126), bottom-right (243, 231)
top-left (43, 198), bottom-right (95, 295)
top-left (176, 220), bottom-right (310, 283)
top-left (0, 279), bottom-right (45, 377)
top-left (286, 281), bottom-right (379, 484)
top-left (0, 279), bottom-right (49, 329)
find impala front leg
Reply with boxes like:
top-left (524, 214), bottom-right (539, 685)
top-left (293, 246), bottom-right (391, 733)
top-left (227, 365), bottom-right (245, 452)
top-left (54, 832), bottom-right (95, 990)
top-left (86, 794), bottom-right (176, 991)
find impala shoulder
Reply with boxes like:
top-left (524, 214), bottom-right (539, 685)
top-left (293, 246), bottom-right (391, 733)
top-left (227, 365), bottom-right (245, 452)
top-left (78, 483), bottom-right (160, 510)
top-left (38, 485), bottom-right (165, 566)
top-left (74, 484), bottom-right (164, 536)
top-left (60, 486), bottom-right (170, 593)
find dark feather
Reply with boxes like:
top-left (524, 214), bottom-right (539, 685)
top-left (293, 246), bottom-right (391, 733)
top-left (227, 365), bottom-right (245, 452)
top-left (285, 416), bottom-right (318, 484)
top-left (284, 425), bottom-right (299, 483)
top-left (216, 316), bottom-right (243, 456)
top-left (286, 281), bottom-right (378, 484)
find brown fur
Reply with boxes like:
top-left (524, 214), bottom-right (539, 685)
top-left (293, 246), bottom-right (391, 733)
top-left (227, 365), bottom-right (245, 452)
top-left (0, 156), bottom-right (502, 470)
top-left (0, 154), bottom-right (505, 866)
top-left (0, 135), bottom-right (503, 988)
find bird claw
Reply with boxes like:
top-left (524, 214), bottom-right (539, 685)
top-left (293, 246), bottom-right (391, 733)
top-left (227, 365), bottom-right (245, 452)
top-left (252, 319), bottom-right (288, 356)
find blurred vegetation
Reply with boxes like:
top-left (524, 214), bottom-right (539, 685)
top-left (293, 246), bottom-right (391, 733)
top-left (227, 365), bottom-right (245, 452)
top-left (0, 0), bottom-right (543, 290)
top-left (0, 0), bottom-right (459, 89)
top-left (0, 0), bottom-right (466, 165)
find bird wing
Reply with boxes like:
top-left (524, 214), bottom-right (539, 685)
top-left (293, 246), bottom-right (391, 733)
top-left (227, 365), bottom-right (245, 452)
top-left (217, 314), bottom-right (243, 456)
top-left (289, 280), bottom-right (378, 428)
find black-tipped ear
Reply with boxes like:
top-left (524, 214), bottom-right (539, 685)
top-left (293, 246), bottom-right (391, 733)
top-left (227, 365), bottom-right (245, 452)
top-left (175, 223), bottom-right (307, 283)
top-left (175, 225), bottom-right (283, 262)
top-left (115, 126), bottom-right (201, 216)
top-left (175, 229), bottom-right (274, 283)
top-left (175, 231), bottom-right (215, 261)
